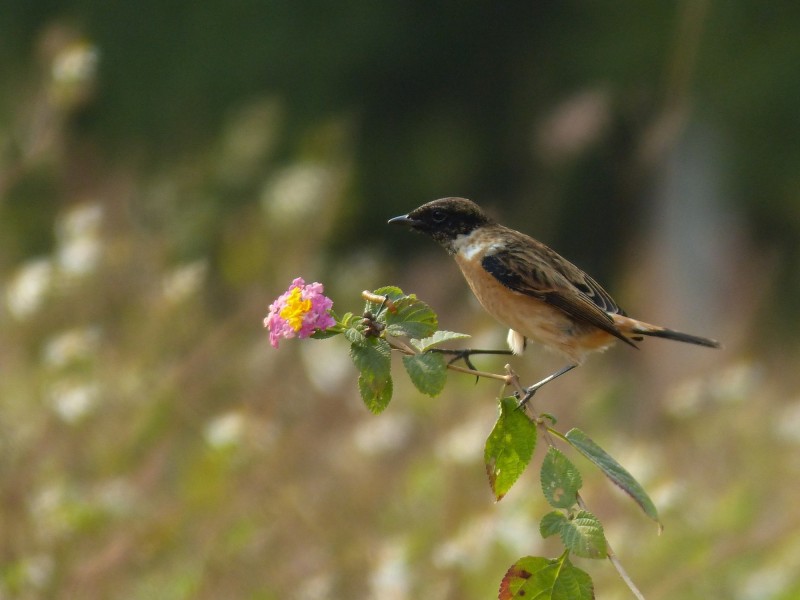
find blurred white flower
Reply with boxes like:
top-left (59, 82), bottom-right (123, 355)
top-left (369, 537), bottom-right (410, 600)
top-left (665, 360), bottom-right (761, 418)
top-left (29, 483), bottom-right (72, 540)
top-left (205, 411), bottom-right (245, 448)
top-left (353, 412), bottom-right (412, 455)
top-left (21, 554), bottom-right (55, 590)
top-left (296, 572), bottom-right (333, 600)
top-left (51, 40), bottom-right (99, 86)
top-left (58, 201), bottom-right (103, 238)
top-left (433, 514), bottom-right (494, 569)
top-left (737, 564), bottom-right (793, 600)
top-left (92, 478), bottom-right (136, 517)
top-left (42, 326), bottom-right (101, 368)
top-left (664, 378), bottom-right (705, 418)
top-left (49, 38), bottom-right (99, 110)
top-left (435, 413), bottom-right (487, 465)
top-left (774, 399), bottom-right (800, 444)
top-left (299, 335), bottom-right (352, 394)
top-left (161, 260), bottom-right (207, 304)
top-left (218, 100), bottom-right (280, 181)
top-left (56, 203), bottom-right (103, 275)
top-left (6, 258), bottom-right (53, 319)
top-left (261, 163), bottom-right (332, 227)
top-left (48, 380), bottom-right (99, 423)
top-left (58, 236), bottom-right (101, 275)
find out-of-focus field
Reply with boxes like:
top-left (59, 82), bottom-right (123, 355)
top-left (2, 4), bottom-right (800, 599)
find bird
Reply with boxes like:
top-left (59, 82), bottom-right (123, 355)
top-left (388, 197), bottom-right (720, 396)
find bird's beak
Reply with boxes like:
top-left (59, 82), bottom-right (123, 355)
top-left (387, 214), bottom-right (419, 227)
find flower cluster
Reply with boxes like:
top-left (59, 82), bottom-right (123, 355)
top-left (265, 278), bottom-right (335, 348)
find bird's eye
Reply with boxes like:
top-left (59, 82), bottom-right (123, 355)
top-left (431, 210), bottom-right (447, 223)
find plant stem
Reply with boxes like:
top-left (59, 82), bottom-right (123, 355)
top-left (386, 339), bottom-right (512, 384)
top-left (504, 365), bottom-right (648, 600)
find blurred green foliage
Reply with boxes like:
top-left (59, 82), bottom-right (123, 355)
top-left (2, 2), bottom-right (800, 599)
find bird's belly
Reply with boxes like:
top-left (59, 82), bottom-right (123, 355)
top-left (455, 257), bottom-right (615, 363)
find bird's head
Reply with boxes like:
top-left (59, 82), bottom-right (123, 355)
top-left (388, 197), bottom-right (493, 252)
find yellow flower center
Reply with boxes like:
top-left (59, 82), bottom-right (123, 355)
top-left (279, 287), bottom-right (312, 331)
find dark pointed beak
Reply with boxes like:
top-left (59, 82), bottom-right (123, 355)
top-left (387, 214), bottom-right (419, 227)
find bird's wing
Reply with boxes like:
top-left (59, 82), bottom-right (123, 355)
top-left (481, 231), bottom-right (636, 348)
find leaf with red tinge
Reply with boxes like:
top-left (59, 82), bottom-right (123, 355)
top-left (499, 554), bottom-right (594, 600)
top-left (499, 559), bottom-right (539, 600)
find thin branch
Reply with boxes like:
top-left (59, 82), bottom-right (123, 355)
top-left (504, 365), bottom-right (647, 600)
top-left (386, 339), bottom-right (511, 384)
top-left (384, 341), bottom-right (648, 598)
top-left (430, 347), bottom-right (514, 371)
top-left (445, 361), bottom-right (511, 383)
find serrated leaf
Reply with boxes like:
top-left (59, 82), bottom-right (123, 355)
top-left (344, 326), bottom-right (366, 345)
top-left (550, 510), bottom-right (607, 559)
top-left (350, 338), bottom-right (392, 413)
top-left (539, 510), bottom-right (566, 538)
top-left (402, 352), bottom-right (447, 397)
top-left (499, 554), bottom-right (594, 600)
top-left (384, 296), bottom-right (438, 339)
top-left (565, 428), bottom-right (660, 525)
top-left (349, 338), bottom-right (391, 375)
top-left (485, 396), bottom-right (537, 501)
top-left (409, 330), bottom-right (471, 352)
top-left (552, 556), bottom-right (595, 600)
top-left (541, 447), bottom-right (582, 509)
top-left (358, 372), bottom-right (393, 414)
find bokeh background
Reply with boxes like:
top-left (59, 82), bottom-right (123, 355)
top-left (2, 2), bottom-right (800, 599)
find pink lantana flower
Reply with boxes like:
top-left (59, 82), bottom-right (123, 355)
top-left (265, 277), bottom-right (336, 348)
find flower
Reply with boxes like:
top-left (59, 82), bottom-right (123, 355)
top-left (265, 277), bottom-right (336, 348)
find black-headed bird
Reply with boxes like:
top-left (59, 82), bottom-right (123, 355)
top-left (389, 197), bottom-right (720, 394)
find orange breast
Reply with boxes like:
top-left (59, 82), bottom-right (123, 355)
top-left (454, 253), bottom-right (616, 363)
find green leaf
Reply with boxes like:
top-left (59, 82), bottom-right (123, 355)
top-left (402, 352), bottom-right (447, 397)
top-left (409, 330), bottom-right (471, 352)
top-left (540, 510), bottom-right (607, 559)
top-left (310, 328), bottom-right (340, 340)
top-left (344, 326), bottom-right (366, 345)
top-left (384, 296), bottom-right (438, 339)
top-left (498, 554), bottom-right (594, 600)
top-left (350, 338), bottom-right (393, 413)
top-left (484, 396), bottom-right (537, 501)
top-left (539, 511), bottom-right (566, 538)
top-left (565, 428), bottom-right (660, 525)
top-left (541, 447), bottom-right (582, 509)
top-left (358, 373), bottom-right (393, 414)
top-left (363, 286), bottom-right (438, 339)
top-left (339, 312), bottom-right (357, 326)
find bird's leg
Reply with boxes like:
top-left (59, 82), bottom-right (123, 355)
top-left (517, 364), bottom-right (577, 408)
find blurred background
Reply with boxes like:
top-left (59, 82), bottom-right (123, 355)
top-left (2, 2), bottom-right (800, 599)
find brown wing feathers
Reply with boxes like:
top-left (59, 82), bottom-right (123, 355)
top-left (480, 230), bottom-right (637, 348)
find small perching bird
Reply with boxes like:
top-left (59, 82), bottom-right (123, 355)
top-left (389, 197), bottom-right (720, 393)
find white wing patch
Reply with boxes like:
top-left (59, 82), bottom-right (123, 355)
top-left (507, 329), bottom-right (527, 355)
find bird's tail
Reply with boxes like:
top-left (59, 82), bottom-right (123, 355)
top-left (612, 315), bottom-right (721, 349)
